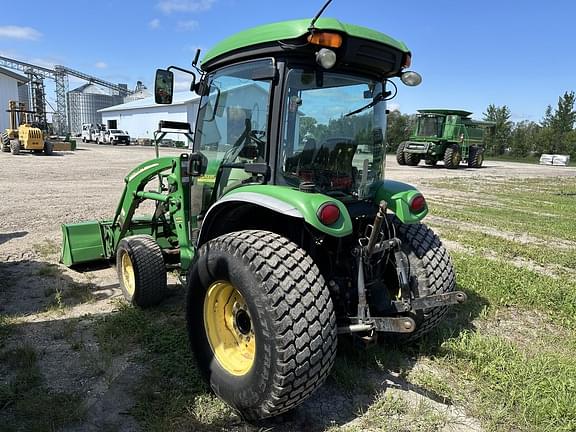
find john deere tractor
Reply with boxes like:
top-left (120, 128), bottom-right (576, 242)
top-left (61, 10), bottom-right (465, 420)
top-left (1, 100), bottom-right (53, 155)
top-left (396, 109), bottom-right (495, 169)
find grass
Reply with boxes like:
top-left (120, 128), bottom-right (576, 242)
top-left (406, 175), bottom-right (576, 431)
top-left (432, 226), bottom-right (576, 272)
top-left (0, 345), bottom-right (85, 431)
top-left (95, 301), bottom-right (234, 431)
top-left (342, 392), bottom-right (451, 432)
top-left (441, 331), bottom-right (576, 431)
top-left (427, 177), bottom-right (576, 241)
top-left (33, 239), bottom-right (60, 258)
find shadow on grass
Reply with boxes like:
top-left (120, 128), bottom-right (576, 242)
top-left (0, 260), bottom-right (116, 316)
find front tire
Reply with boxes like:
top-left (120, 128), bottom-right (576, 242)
top-left (187, 230), bottom-right (337, 420)
top-left (444, 144), bottom-right (461, 169)
top-left (10, 140), bottom-right (20, 155)
top-left (404, 152), bottom-right (421, 166)
top-left (116, 235), bottom-right (167, 307)
top-left (392, 219), bottom-right (456, 340)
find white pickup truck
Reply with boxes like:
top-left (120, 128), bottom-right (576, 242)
top-left (96, 129), bottom-right (131, 145)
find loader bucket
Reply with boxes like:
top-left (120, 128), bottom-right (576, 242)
top-left (60, 221), bottom-right (107, 266)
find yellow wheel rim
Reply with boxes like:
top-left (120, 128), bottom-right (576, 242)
top-left (453, 152), bottom-right (460, 165)
top-left (203, 281), bottom-right (256, 376)
top-left (121, 252), bottom-right (136, 297)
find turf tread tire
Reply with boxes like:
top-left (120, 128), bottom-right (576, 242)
top-left (187, 230), bottom-right (337, 420)
top-left (43, 141), bottom-right (53, 156)
top-left (392, 219), bottom-right (456, 340)
top-left (116, 235), bottom-right (167, 307)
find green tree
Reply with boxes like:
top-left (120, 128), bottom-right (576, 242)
top-left (386, 110), bottom-right (411, 151)
top-left (510, 121), bottom-right (540, 157)
top-left (537, 91), bottom-right (576, 156)
top-left (483, 104), bottom-right (512, 155)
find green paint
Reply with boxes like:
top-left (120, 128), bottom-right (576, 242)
top-left (373, 180), bottom-right (427, 223)
top-left (225, 184), bottom-right (353, 237)
top-left (202, 18), bottom-right (409, 67)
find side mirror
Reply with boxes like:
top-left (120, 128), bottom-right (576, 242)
top-left (155, 69), bottom-right (174, 104)
top-left (188, 152), bottom-right (208, 177)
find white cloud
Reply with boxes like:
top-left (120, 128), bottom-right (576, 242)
top-left (157, 0), bottom-right (215, 14)
top-left (177, 20), bottom-right (199, 31)
top-left (388, 102), bottom-right (401, 112)
top-left (149, 18), bottom-right (161, 29)
top-left (95, 61), bottom-right (108, 69)
top-left (0, 25), bottom-right (42, 41)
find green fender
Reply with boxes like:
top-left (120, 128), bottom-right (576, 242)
top-left (199, 185), bottom-right (354, 242)
top-left (372, 179), bottom-right (428, 223)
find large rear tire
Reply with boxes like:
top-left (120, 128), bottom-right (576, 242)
top-left (468, 146), bottom-right (484, 168)
top-left (389, 218), bottom-right (455, 341)
top-left (187, 230), bottom-right (337, 420)
top-left (443, 144), bottom-right (461, 169)
top-left (116, 235), bottom-right (167, 307)
top-left (396, 142), bottom-right (407, 165)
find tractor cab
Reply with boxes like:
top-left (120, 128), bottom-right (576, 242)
top-left (155, 18), bottom-right (422, 211)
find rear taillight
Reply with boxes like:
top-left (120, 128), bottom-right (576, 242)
top-left (410, 195), bottom-right (426, 213)
top-left (317, 203), bottom-right (340, 226)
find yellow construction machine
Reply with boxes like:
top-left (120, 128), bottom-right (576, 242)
top-left (1, 100), bottom-right (53, 155)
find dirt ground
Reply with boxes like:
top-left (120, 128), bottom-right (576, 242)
top-left (1, 143), bottom-right (574, 431)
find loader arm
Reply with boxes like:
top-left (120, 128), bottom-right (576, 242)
top-left (62, 153), bottom-right (197, 273)
top-left (104, 154), bottom-right (196, 272)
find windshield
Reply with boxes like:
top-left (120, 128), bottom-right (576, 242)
top-left (195, 59), bottom-right (273, 198)
top-left (109, 129), bottom-right (123, 134)
top-left (279, 69), bottom-right (387, 199)
top-left (415, 116), bottom-right (444, 137)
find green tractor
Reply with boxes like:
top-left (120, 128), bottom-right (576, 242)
top-left (61, 10), bottom-right (466, 420)
top-left (396, 109), bottom-right (495, 169)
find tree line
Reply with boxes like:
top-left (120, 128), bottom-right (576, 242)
top-left (386, 91), bottom-right (576, 158)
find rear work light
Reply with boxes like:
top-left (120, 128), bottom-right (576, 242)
top-left (307, 32), bottom-right (343, 48)
top-left (409, 195), bottom-right (427, 213)
top-left (317, 202), bottom-right (340, 225)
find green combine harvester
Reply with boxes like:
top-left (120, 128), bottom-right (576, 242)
top-left (61, 2), bottom-right (466, 420)
top-left (396, 109), bottom-right (495, 168)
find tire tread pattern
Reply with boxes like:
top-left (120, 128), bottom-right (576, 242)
top-left (200, 230), bottom-right (337, 419)
top-left (117, 235), bottom-right (167, 307)
top-left (394, 220), bottom-right (455, 340)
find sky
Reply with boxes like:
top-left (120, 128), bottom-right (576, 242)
top-left (0, 0), bottom-right (575, 122)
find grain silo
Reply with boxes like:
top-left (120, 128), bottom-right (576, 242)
top-left (67, 83), bottom-right (124, 135)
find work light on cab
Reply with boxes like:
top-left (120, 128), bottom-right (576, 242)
top-left (410, 195), bottom-right (427, 213)
top-left (317, 203), bottom-right (340, 225)
top-left (316, 48), bottom-right (337, 69)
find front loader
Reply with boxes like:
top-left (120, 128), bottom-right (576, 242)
top-left (61, 5), bottom-right (466, 421)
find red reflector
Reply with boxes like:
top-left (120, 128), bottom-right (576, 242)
top-left (410, 195), bottom-right (426, 213)
top-left (317, 203), bottom-right (340, 226)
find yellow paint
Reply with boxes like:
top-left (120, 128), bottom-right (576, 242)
top-left (203, 281), bottom-right (256, 376)
top-left (121, 252), bottom-right (136, 296)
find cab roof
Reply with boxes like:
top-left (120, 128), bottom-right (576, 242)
top-left (201, 18), bottom-right (410, 69)
top-left (417, 109), bottom-right (473, 117)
